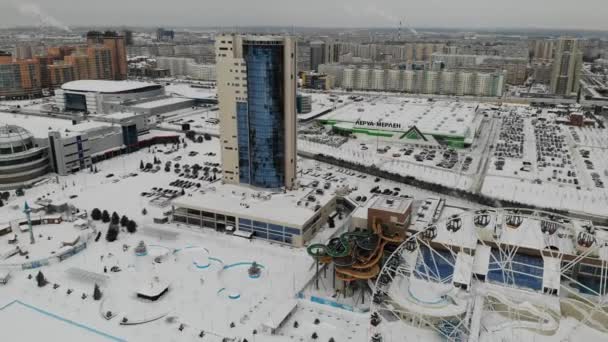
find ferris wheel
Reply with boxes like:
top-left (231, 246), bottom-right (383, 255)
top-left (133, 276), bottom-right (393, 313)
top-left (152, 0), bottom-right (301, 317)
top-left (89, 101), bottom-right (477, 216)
top-left (369, 208), bottom-right (608, 342)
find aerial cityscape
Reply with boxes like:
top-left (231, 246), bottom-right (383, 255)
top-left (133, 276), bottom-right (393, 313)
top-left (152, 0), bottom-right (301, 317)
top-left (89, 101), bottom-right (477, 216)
top-left (1, 1), bottom-right (608, 341)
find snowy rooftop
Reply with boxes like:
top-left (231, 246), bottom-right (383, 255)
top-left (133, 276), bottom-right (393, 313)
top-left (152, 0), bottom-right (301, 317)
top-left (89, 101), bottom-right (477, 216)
top-left (453, 252), bottom-right (473, 286)
top-left (320, 98), bottom-right (479, 138)
top-left (61, 80), bottom-right (160, 94)
top-left (130, 97), bottom-right (193, 109)
top-left (165, 83), bottom-right (216, 100)
top-left (369, 195), bottom-right (413, 214)
top-left (103, 111), bottom-right (144, 120)
top-left (0, 112), bottom-right (110, 139)
top-left (173, 183), bottom-right (336, 228)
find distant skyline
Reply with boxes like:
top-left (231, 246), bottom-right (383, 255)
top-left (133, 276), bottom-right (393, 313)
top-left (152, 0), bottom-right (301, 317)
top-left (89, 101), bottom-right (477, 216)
top-left (1, 0), bottom-right (607, 31)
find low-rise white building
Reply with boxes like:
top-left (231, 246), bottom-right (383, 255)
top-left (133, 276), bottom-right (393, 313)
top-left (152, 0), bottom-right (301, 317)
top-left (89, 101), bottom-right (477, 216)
top-left (172, 183), bottom-right (337, 247)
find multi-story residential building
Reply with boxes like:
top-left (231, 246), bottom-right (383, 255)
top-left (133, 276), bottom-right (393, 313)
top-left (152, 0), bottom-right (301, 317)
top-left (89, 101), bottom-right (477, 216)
top-left (316, 63), bottom-right (505, 97)
top-left (48, 63), bottom-right (75, 88)
top-left (86, 46), bottom-right (113, 80)
top-left (551, 37), bottom-right (583, 96)
top-left (103, 31), bottom-right (128, 80)
top-left (341, 66), bottom-right (355, 89)
top-left (531, 39), bottom-right (555, 61)
top-left (1, 31), bottom-right (127, 98)
top-left (532, 62), bottom-right (553, 84)
top-left (0, 52), bottom-right (42, 100)
top-left (356, 67), bottom-right (370, 90)
top-left (123, 30), bottom-right (134, 46)
top-left (156, 28), bottom-right (175, 42)
top-left (309, 40), bottom-right (325, 72)
top-left (216, 34), bottom-right (297, 190)
top-left (14, 45), bottom-right (33, 60)
top-left (155, 56), bottom-right (217, 81)
top-left (371, 68), bottom-right (385, 90)
top-left (64, 54), bottom-right (90, 80)
top-left (432, 53), bottom-right (528, 85)
top-left (156, 56), bottom-right (191, 76)
top-left (299, 72), bottom-right (332, 90)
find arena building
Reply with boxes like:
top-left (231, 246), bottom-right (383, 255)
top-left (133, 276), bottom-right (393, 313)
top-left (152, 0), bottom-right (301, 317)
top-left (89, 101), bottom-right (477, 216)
top-left (55, 80), bottom-right (164, 114)
top-left (317, 98), bottom-right (483, 148)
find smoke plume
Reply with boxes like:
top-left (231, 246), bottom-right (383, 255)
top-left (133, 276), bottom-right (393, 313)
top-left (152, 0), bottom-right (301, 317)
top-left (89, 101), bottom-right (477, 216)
top-left (16, 3), bottom-right (71, 32)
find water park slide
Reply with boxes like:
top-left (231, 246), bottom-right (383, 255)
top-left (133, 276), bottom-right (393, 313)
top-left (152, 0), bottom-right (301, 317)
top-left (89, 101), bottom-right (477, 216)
top-left (560, 296), bottom-right (608, 333)
top-left (484, 291), bottom-right (560, 335)
top-left (307, 218), bottom-right (405, 281)
top-left (387, 275), bottom-right (468, 319)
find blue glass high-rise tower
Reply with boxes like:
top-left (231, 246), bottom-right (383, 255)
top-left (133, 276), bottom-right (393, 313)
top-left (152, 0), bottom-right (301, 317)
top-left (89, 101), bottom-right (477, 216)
top-left (216, 35), bottom-right (297, 190)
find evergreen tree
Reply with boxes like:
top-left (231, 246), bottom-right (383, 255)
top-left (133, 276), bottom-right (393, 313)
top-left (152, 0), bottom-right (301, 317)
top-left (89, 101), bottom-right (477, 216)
top-left (91, 208), bottom-right (102, 221)
top-left (106, 224), bottom-right (119, 242)
top-left (140, 160), bottom-right (144, 170)
top-left (127, 220), bottom-right (137, 233)
top-left (36, 271), bottom-right (47, 287)
top-left (93, 283), bottom-right (102, 300)
top-left (312, 332), bottom-right (318, 340)
top-left (111, 212), bottom-right (120, 225)
top-left (0, 199), bottom-right (3, 207)
top-left (120, 215), bottom-right (129, 227)
top-left (101, 210), bottom-right (111, 223)
top-left (142, 208), bottom-right (147, 216)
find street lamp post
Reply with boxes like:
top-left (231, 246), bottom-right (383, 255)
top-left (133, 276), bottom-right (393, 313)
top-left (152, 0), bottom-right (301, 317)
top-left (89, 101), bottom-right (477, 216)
top-left (24, 201), bottom-right (35, 244)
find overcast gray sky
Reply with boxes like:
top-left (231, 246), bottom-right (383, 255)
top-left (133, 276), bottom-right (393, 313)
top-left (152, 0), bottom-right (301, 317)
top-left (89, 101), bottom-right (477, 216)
top-left (1, 0), bottom-right (607, 30)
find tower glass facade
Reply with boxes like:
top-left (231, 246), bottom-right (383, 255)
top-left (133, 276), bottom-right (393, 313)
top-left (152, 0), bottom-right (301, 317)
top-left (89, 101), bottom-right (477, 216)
top-left (237, 102), bottom-right (250, 184)
top-left (238, 43), bottom-right (286, 188)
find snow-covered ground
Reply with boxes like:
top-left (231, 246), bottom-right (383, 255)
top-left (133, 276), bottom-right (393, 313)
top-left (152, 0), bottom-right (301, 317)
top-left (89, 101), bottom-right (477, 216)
top-left (0, 125), bottom-right (488, 342)
top-left (2, 93), bottom-right (607, 342)
top-left (0, 222), bottom-right (318, 342)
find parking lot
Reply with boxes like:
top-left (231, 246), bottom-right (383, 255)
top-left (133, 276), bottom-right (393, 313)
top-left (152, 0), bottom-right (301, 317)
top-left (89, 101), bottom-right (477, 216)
top-left (297, 99), bottom-right (607, 216)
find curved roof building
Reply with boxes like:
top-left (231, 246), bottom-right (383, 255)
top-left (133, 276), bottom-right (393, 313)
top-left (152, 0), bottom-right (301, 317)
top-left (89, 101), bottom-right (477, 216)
top-left (61, 80), bottom-right (162, 94)
top-left (0, 125), bottom-right (51, 188)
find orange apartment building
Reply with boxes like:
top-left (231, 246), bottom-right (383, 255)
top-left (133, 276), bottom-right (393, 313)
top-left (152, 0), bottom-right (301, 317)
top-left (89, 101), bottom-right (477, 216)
top-left (0, 31), bottom-right (126, 99)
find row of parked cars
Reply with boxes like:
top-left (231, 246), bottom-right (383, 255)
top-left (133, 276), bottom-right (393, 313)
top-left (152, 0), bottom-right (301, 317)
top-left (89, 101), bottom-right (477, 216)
top-left (494, 113), bottom-right (525, 159)
top-left (168, 179), bottom-right (200, 189)
top-left (591, 172), bottom-right (604, 189)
